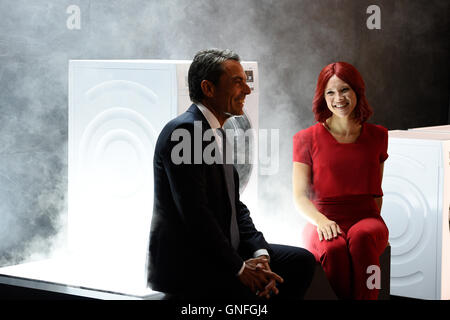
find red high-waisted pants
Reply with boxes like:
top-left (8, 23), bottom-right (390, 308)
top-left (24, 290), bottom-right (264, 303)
top-left (302, 195), bottom-right (389, 300)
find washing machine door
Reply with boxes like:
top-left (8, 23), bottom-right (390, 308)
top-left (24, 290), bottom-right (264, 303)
top-left (223, 113), bottom-right (254, 194)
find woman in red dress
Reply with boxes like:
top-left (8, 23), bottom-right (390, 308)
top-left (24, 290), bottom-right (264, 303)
top-left (292, 62), bottom-right (389, 300)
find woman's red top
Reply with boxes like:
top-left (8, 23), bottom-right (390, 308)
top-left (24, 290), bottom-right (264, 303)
top-left (293, 122), bottom-right (388, 202)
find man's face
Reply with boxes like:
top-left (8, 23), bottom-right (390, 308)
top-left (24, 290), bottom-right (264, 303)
top-left (211, 60), bottom-right (252, 118)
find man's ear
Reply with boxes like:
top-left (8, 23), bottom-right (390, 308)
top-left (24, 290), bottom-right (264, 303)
top-left (200, 80), bottom-right (215, 98)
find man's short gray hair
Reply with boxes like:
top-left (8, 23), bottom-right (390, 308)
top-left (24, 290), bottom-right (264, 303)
top-left (188, 49), bottom-right (240, 103)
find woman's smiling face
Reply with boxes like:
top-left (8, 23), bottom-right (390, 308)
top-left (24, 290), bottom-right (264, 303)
top-left (324, 74), bottom-right (358, 120)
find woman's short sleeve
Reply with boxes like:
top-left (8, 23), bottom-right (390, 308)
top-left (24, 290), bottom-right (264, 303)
top-left (379, 127), bottom-right (389, 163)
top-left (293, 130), bottom-right (312, 166)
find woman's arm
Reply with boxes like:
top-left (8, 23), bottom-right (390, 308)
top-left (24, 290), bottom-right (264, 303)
top-left (293, 162), bottom-right (342, 241)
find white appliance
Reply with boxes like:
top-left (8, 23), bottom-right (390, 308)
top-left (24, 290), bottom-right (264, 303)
top-left (381, 129), bottom-right (450, 300)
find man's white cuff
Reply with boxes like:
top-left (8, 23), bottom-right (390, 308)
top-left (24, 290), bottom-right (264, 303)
top-left (253, 249), bottom-right (270, 261)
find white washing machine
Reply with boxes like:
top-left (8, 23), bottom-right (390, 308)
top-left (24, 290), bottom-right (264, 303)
top-left (381, 129), bottom-right (450, 300)
top-left (65, 60), bottom-right (259, 294)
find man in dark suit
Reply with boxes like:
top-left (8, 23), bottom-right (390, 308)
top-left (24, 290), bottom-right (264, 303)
top-left (148, 49), bottom-right (315, 300)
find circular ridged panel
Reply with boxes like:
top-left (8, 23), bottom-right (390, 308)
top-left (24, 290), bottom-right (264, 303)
top-left (382, 156), bottom-right (434, 292)
top-left (78, 107), bottom-right (157, 199)
top-left (383, 175), bottom-right (431, 262)
top-left (93, 129), bottom-right (147, 198)
top-left (86, 80), bottom-right (158, 105)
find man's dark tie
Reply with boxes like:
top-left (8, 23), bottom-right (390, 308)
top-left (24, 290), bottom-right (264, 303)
top-left (217, 128), bottom-right (240, 250)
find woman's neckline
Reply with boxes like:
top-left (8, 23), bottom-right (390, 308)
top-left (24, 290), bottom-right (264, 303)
top-left (320, 121), bottom-right (364, 144)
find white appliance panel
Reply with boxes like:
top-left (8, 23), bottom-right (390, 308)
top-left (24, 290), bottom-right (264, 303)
top-left (382, 129), bottom-right (450, 300)
top-left (68, 61), bottom-right (179, 292)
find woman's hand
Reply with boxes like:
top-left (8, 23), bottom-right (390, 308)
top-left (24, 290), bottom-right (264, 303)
top-left (316, 216), bottom-right (342, 241)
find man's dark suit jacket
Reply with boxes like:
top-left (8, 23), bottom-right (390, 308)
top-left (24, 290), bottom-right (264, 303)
top-left (148, 104), bottom-right (271, 295)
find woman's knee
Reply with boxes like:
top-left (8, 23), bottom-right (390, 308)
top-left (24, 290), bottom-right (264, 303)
top-left (347, 219), bottom-right (388, 253)
top-left (319, 236), bottom-right (348, 262)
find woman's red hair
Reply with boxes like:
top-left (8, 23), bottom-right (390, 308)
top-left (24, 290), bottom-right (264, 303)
top-left (312, 62), bottom-right (373, 123)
